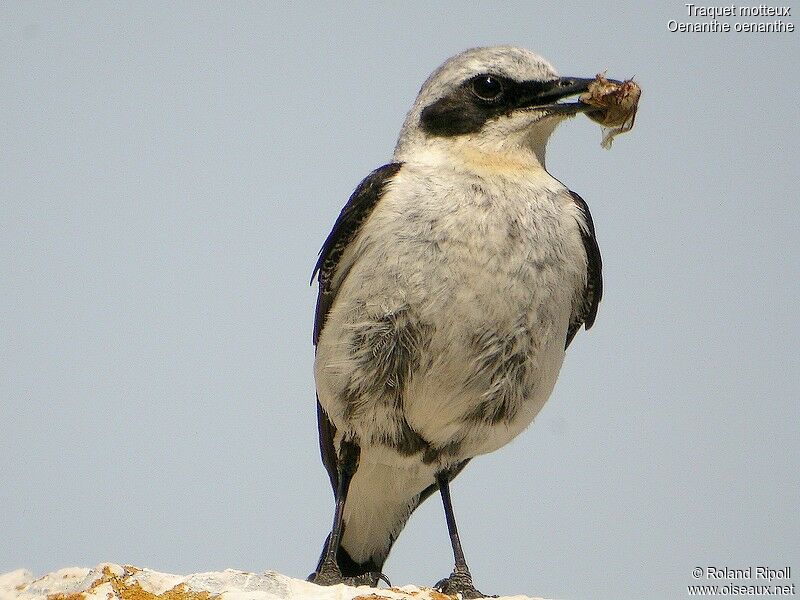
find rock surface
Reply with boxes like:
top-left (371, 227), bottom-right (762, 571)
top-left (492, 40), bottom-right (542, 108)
top-left (0, 565), bottom-right (547, 600)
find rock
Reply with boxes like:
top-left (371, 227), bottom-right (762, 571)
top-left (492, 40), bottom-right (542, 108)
top-left (0, 564), bottom-right (549, 600)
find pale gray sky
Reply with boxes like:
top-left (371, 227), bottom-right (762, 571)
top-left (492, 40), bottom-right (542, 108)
top-left (2, 3), bottom-right (798, 600)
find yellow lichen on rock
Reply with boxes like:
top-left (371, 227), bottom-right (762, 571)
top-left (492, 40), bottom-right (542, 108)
top-left (44, 567), bottom-right (216, 600)
top-left (109, 581), bottom-right (214, 600)
top-left (44, 593), bottom-right (83, 600)
top-left (353, 588), bottom-right (456, 600)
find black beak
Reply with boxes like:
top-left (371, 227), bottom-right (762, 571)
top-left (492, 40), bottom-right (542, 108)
top-left (517, 76), bottom-right (622, 111)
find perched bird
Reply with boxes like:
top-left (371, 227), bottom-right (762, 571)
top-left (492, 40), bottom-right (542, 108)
top-left (310, 46), bottom-right (607, 598)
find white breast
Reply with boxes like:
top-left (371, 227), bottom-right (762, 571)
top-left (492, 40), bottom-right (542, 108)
top-left (315, 160), bottom-right (588, 464)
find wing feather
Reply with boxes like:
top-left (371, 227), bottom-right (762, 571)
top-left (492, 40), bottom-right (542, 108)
top-left (312, 162), bottom-right (403, 492)
top-left (565, 190), bottom-right (603, 348)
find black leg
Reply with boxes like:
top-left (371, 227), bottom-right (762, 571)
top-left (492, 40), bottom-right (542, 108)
top-left (434, 470), bottom-right (492, 599)
top-left (310, 439), bottom-right (392, 588)
top-left (311, 439), bottom-right (360, 585)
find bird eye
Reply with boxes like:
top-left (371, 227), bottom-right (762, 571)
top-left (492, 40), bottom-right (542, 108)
top-left (470, 75), bottom-right (504, 101)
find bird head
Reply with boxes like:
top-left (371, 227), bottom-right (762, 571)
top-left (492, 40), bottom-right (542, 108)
top-left (394, 46), bottom-right (606, 169)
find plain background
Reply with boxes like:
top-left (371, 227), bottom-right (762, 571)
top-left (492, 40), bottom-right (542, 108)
top-left (2, 3), bottom-right (798, 599)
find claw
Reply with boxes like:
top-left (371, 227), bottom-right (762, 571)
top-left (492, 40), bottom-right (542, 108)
top-left (435, 569), bottom-right (494, 599)
top-left (307, 561), bottom-right (342, 586)
top-left (309, 565), bottom-right (390, 588)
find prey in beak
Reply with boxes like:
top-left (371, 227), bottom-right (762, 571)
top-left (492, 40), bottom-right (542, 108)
top-left (517, 74), bottom-right (641, 147)
top-left (420, 70), bottom-right (640, 148)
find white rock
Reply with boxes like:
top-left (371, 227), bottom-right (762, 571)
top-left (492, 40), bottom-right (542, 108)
top-left (0, 565), bottom-right (549, 600)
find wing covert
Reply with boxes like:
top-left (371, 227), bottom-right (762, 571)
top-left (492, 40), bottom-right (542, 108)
top-left (312, 162), bottom-right (403, 345)
top-left (566, 190), bottom-right (603, 348)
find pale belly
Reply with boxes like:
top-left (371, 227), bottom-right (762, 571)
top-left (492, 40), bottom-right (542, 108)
top-left (314, 190), bottom-right (584, 468)
top-left (317, 252), bottom-right (575, 564)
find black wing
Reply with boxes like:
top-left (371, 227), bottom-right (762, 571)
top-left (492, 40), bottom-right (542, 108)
top-left (312, 162), bottom-right (402, 492)
top-left (565, 190), bottom-right (603, 349)
top-left (312, 162), bottom-right (403, 345)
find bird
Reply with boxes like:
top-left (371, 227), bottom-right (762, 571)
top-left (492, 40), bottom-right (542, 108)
top-left (309, 46), bottom-right (606, 598)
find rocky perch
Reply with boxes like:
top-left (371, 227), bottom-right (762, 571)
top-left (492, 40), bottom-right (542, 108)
top-left (0, 564), bottom-right (548, 600)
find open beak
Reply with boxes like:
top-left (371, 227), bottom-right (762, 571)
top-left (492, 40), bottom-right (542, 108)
top-left (518, 76), bottom-right (623, 114)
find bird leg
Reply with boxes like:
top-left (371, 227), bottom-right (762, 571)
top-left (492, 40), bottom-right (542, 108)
top-left (311, 439), bottom-right (389, 587)
top-left (434, 469), bottom-right (493, 599)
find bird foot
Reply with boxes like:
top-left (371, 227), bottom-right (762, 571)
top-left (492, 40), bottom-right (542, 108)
top-left (435, 570), bottom-right (494, 599)
top-left (308, 563), bottom-right (390, 588)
